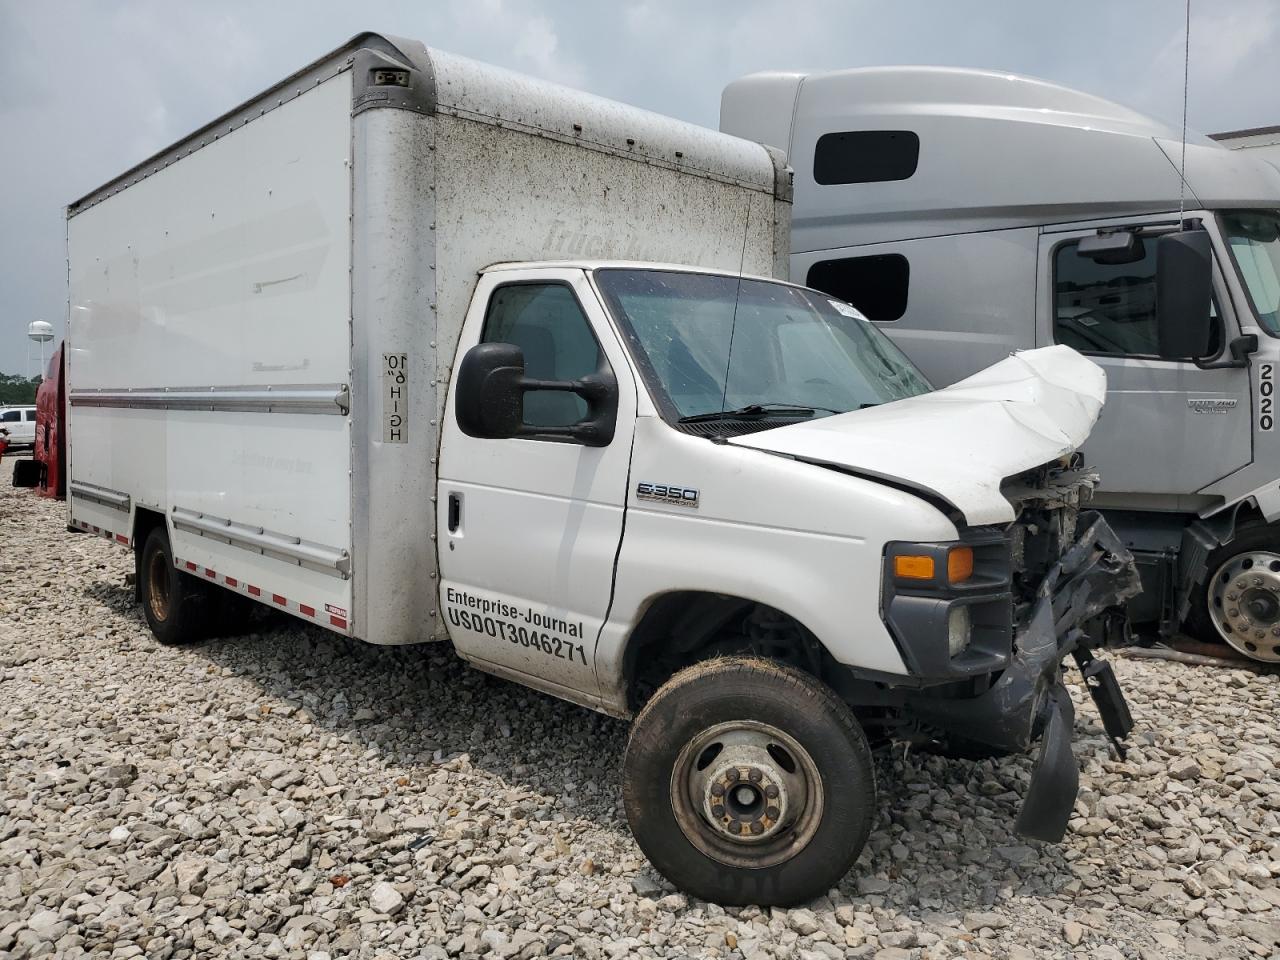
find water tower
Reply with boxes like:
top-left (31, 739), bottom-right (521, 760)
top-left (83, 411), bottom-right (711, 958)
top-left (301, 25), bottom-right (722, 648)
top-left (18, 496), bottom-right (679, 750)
top-left (28, 320), bottom-right (54, 380)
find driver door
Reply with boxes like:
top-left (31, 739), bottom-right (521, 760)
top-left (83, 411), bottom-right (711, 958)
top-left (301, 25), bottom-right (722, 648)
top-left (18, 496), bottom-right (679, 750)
top-left (437, 269), bottom-right (637, 699)
top-left (1036, 221), bottom-right (1251, 496)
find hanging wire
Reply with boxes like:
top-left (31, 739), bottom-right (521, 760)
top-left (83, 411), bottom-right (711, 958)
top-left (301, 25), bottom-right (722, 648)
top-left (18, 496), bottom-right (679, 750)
top-left (1178, 0), bottom-right (1191, 225)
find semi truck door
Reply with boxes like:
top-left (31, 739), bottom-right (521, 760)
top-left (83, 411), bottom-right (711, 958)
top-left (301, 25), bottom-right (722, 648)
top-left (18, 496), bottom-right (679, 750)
top-left (438, 269), bottom-right (636, 698)
top-left (1037, 224), bottom-right (1251, 495)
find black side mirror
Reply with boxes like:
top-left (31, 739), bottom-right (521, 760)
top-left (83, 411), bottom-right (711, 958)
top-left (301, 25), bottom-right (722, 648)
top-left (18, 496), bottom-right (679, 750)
top-left (1155, 230), bottom-right (1215, 360)
top-left (454, 342), bottom-right (618, 447)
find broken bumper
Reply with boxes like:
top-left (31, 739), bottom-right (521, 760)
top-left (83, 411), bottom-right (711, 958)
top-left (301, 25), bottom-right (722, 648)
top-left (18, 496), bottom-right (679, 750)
top-left (907, 512), bottom-right (1142, 842)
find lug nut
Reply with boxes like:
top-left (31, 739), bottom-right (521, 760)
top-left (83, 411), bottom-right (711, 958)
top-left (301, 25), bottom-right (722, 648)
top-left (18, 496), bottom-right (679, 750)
top-left (765, 785), bottom-right (779, 799)
top-left (749, 821), bottom-right (764, 834)
top-left (711, 804), bottom-right (725, 818)
top-left (710, 783), bottom-right (725, 797)
top-left (728, 820), bottom-right (742, 834)
top-left (725, 768), bottom-right (740, 782)
top-left (747, 768), bottom-right (762, 783)
top-left (766, 806), bottom-right (780, 820)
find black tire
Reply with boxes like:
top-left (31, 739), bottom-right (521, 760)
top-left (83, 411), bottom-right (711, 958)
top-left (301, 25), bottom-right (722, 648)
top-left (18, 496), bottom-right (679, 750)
top-left (1184, 522), bottom-right (1280, 662)
top-left (139, 527), bottom-right (214, 646)
top-left (622, 657), bottom-right (875, 906)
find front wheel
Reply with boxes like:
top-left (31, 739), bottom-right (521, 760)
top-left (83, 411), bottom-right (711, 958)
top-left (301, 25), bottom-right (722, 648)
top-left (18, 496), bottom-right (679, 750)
top-left (622, 658), bottom-right (875, 906)
top-left (1187, 523), bottom-right (1280, 663)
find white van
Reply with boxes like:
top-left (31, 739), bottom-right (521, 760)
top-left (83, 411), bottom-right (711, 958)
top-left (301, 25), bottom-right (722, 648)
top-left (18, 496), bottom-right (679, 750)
top-left (0, 406), bottom-right (36, 447)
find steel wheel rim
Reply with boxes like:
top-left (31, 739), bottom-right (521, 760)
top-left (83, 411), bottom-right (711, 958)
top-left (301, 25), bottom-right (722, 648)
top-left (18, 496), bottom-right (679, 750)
top-left (670, 720), bottom-right (824, 869)
top-left (1208, 550), bottom-right (1280, 662)
top-left (147, 547), bottom-right (172, 623)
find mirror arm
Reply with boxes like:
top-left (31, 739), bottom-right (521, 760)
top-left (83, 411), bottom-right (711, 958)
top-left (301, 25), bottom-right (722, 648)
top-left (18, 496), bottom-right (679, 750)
top-left (519, 378), bottom-right (580, 393)
top-left (1194, 333), bottom-right (1258, 370)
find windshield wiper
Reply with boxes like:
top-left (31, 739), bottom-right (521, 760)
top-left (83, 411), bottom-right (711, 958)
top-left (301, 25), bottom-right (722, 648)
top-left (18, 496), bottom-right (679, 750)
top-left (678, 403), bottom-right (828, 424)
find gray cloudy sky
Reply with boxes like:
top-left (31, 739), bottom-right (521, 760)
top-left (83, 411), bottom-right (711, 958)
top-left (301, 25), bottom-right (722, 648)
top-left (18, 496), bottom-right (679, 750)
top-left (2, 0), bottom-right (1277, 374)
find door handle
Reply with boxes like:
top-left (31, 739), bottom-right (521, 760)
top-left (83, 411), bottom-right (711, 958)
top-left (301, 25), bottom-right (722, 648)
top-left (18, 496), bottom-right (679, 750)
top-left (448, 493), bottom-right (461, 533)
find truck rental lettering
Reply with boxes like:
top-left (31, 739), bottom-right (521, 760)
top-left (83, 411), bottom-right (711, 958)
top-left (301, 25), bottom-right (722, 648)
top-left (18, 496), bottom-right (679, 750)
top-left (445, 588), bottom-right (587, 664)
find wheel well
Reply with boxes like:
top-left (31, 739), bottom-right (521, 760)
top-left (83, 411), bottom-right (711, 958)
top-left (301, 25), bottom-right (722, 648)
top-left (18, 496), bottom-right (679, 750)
top-left (622, 592), bottom-right (828, 713)
top-left (131, 508), bottom-right (167, 601)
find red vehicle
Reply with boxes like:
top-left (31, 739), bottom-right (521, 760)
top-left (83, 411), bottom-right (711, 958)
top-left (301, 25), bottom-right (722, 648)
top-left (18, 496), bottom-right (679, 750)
top-left (13, 342), bottom-right (65, 498)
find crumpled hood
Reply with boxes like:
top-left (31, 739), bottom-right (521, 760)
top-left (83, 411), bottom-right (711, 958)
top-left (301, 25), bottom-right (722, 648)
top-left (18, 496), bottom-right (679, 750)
top-left (730, 345), bottom-right (1106, 526)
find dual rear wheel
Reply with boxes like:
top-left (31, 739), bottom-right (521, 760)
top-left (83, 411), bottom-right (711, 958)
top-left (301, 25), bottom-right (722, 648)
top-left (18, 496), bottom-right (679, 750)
top-left (138, 526), bottom-right (253, 645)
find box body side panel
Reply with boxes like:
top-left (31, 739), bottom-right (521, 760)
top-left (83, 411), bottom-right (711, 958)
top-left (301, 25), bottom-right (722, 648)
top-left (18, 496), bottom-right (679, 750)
top-left (67, 72), bottom-right (356, 629)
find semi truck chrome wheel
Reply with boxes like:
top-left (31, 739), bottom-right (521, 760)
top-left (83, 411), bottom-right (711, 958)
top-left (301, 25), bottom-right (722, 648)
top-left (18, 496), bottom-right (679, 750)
top-left (623, 657), bottom-right (874, 906)
top-left (1207, 550), bottom-right (1280, 663)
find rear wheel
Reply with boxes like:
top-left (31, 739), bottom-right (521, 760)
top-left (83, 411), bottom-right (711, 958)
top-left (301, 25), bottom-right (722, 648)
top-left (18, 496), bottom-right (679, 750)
top-left (139, 527), bottom-right (213, 646)
top-left (622, 657), bottom-right (875, 906)
top-left (1187, 523), bottom-right (1280, 663)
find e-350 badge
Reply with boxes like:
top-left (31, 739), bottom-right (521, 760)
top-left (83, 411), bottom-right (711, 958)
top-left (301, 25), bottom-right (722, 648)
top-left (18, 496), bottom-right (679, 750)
top-left (636, 482), bottom-right (699, 508)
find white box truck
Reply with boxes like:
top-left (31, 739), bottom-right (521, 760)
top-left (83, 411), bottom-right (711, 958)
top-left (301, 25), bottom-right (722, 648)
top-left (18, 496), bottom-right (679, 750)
top-left (723, 67), bottom-right (1280, 664)
top-left (67, 34), bottom-right (1137, 904)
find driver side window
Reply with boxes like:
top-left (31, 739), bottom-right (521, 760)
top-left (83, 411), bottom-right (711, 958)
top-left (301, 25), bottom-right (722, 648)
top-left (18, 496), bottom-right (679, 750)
top-left (1052, 238), bottom-right (1217, 358)
top-left (481, 283), bottom-right (604, 430)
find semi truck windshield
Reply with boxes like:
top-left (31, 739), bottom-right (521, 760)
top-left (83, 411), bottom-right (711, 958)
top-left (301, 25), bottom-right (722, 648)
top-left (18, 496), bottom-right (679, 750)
top-left (1222, 210), bottom-right (1280, 335)
top-left (593, 268), bottom-right (930, 425)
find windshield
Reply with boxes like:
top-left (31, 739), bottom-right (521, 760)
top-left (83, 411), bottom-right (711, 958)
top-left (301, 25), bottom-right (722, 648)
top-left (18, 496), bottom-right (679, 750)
top-left (1221, 210), bottom-right (1280, 335)
top-left (593, 269), bottom-right (930, 425)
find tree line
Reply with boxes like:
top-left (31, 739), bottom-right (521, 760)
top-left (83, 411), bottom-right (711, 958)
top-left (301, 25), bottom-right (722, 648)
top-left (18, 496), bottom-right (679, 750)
top-left (0, 373), bottom-right (42, 406)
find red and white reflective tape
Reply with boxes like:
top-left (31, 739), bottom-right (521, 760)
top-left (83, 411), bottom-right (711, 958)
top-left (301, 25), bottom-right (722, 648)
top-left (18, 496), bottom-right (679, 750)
top-left (174, 555), bottom-right (350, 634)
top-left (71, 518), bottom-right (130, 547)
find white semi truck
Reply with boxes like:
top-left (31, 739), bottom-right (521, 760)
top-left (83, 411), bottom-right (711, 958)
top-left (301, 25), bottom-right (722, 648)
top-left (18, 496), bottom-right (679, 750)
top-left (1212, 124), bottom-right (1280, 174)
top-left (723, 67), bottom-right (1280, 663)
top-left (67, 34), bottom-right (1137, 904)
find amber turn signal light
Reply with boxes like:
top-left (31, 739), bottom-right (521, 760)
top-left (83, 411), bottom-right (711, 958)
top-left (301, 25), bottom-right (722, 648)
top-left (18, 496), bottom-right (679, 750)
top-left (893, 555), bottom-right (935, 580)
top-left (947, 546), bottom-right (974, 584)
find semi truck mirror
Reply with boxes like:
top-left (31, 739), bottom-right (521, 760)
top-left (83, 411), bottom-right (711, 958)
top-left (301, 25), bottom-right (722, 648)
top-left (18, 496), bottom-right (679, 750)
top-left (454, 342), bottom-right (619, 447)
top-left (1155, 230), bottom-right (1214, 360)
top-left (455, 342), bottom-right (526, 439)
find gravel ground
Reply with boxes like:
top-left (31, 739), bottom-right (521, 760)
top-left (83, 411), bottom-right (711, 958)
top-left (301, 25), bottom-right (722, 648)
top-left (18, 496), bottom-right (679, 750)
top-left (2, 455), bottom-right (1278, 960)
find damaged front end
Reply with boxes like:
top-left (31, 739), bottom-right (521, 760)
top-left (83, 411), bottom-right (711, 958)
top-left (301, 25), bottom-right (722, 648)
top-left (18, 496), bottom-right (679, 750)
top-left (891, 459), bottom-right (1142, 843)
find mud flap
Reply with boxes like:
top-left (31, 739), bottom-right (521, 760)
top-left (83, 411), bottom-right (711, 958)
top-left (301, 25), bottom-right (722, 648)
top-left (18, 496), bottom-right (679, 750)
top-left (1014, 685), bottom-right (1078, 842)
top-left (12, 459), bottom-right (42, 488)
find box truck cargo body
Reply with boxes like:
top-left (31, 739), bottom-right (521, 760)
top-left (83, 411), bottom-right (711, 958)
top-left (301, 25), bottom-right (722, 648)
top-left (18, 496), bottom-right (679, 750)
top-left (68, 34), bottom-right (789, 655)
top-left (67, 35), bottom-right (1136, 904)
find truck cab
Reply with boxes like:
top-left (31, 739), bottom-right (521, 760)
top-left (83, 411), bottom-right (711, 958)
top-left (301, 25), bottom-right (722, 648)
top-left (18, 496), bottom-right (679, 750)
top-left (722, 66), bottom-right (1280, 663)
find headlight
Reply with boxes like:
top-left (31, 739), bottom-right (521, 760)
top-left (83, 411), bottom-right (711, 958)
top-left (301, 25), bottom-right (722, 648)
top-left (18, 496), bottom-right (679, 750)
top-left (947, 604), bottom-right (971, 657)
